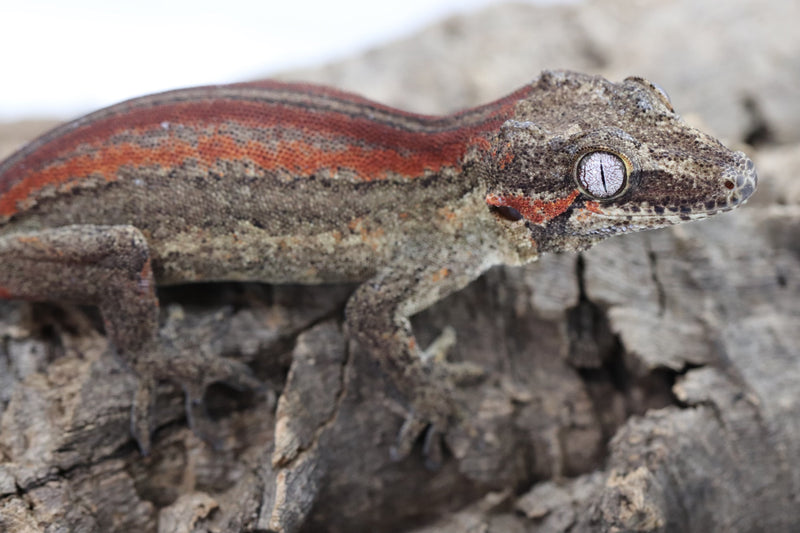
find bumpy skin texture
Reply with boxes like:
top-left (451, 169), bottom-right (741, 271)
top-left (0, 71), bottom-right (756, 457)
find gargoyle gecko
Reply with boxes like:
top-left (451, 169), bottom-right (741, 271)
top-left (0, 71), bottom-right (757, 458)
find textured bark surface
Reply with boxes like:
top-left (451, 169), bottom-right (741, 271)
top-left (1, 1), bottom-right (798, 532)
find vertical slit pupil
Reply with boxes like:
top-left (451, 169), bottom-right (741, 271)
top-left (600, 163), bottom-right (607, 193)
top-left (577, 151), bottom-right (627, 199)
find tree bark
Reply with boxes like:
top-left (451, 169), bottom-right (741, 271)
top-left (1, 1), bottom-right (798, 532)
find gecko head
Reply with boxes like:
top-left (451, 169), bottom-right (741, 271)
top-left (483, 70), bottom-right (757, 254)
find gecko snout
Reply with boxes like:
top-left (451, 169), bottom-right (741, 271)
top-left (723, 151), bottom-right (757, 207)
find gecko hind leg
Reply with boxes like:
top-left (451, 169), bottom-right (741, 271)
top-left (131, 305), bottom-right (263, 453)
top-left (0, 224), bottom-right (261, 454)
top-left (129, 347), bottom-right (261, 454)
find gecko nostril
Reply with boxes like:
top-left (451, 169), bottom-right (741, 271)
top-left (724, 179), bottom-right (735, 190)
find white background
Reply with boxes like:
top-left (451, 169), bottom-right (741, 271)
top-left (0, 0), bottom-right (562, 120)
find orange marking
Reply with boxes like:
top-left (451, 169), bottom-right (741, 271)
top-left (0, 82), bottom-right (536, 218)
top-left (0, 133), bottom-right (407, 216)
top-left (472, 136), bottom-right (492, 153)
top-left (437, 207), bottom-right (457, 222)
top-left (499, 150), bottom-right (514, 170)
top-left (573, 201), bottom-right (604, 222)
top-left (348, 217), bottom-right (385, 250)
top-left (486, 189), bottom-right (581, 225)
top-left (584, 201), bottom-right (604, 214)
top-left (574, 209), bottom-right (592, 222)
top-left (15, 234), bottom-right (60, 256)
top-left (0, 286), bottom-right (13, 299)
top-left (347, 217), bottom-right (363, 232)
top-left (361, 226), bottom-right (384, 251)
top-left (431, 268), bottom-right (450, 283)
top-left (257, 138), bottom-right (454, 182)
top-left (139, 258), bottom-right (153, 282)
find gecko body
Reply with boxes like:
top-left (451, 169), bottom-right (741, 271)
top-left (0, 71), bottom-right (756, 457)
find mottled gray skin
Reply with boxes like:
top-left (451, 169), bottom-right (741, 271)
top-left (486, 74), bottom-right (755, 253)
top-left (0, 71), bottom-right (756, 459)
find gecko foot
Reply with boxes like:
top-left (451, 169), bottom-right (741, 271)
top-left (183, 356), bottom-right (263, 448)
top-left (127, 306), bottom-right (263, 454)
top-left (390, 411), bottom-right (446, 469)
top-left (129, 354), bottom-right (262, 454)
top-left (389, 349), bottom-right (486, 468)
top-left (389, 397), bottom-right (447, 469)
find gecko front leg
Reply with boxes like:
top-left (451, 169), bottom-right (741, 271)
top-left (345, 256), bottom-right (487, 465)
top-left (0, 225), bottom-right (257, 453)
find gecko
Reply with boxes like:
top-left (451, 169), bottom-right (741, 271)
top-left (0, 71), bottom-right (756, 459)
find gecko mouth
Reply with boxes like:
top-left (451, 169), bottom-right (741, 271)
top-left (575, 199), bottom-right (744, 238)
top-left (581, 223), bottom-right (650, 236)
top-left (574, 211), bottom-right (711, 237)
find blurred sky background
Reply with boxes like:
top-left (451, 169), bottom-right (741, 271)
top-left (1, 0), bottom-right (563, 121)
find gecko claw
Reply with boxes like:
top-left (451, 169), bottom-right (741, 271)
top-left (131, 376), bottom-right (157, 456)
top-left (388, 375), bottom-right (454, 468)
top-left (390, 412), bottom-right (446, 469)
top-left (130, 359), bottom-right (262, 454)
top-left (126, 315), bottom-right (264, 453)
top-left (388, 328), bottom-right (483, 467)
top-left (389, 412), bottom-right (428, 462)
top-left (421, 425), bottom-right (444, 470)
top-left (183, 388), bottom-right (225, 451)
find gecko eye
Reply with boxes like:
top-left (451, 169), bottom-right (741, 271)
top-left (575, 151), bottom-right (629, 199)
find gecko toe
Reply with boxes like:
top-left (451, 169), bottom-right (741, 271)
top-left (130, 376), bottom-right (156, 456)
top-left (389, 415), bottom-right (444, 470)
top-left (209, 357), bottom-right (264, 392)
top-left (183, 390), bottom-right (226, 451)
top-left (422, 425), bottom-right (444, 470)
top-left (390, 412), bottom-right (428, 462)
top-left (390, 417), bottom-right (445, 470)
top-left (389, 384), bottom-right (453, 469)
